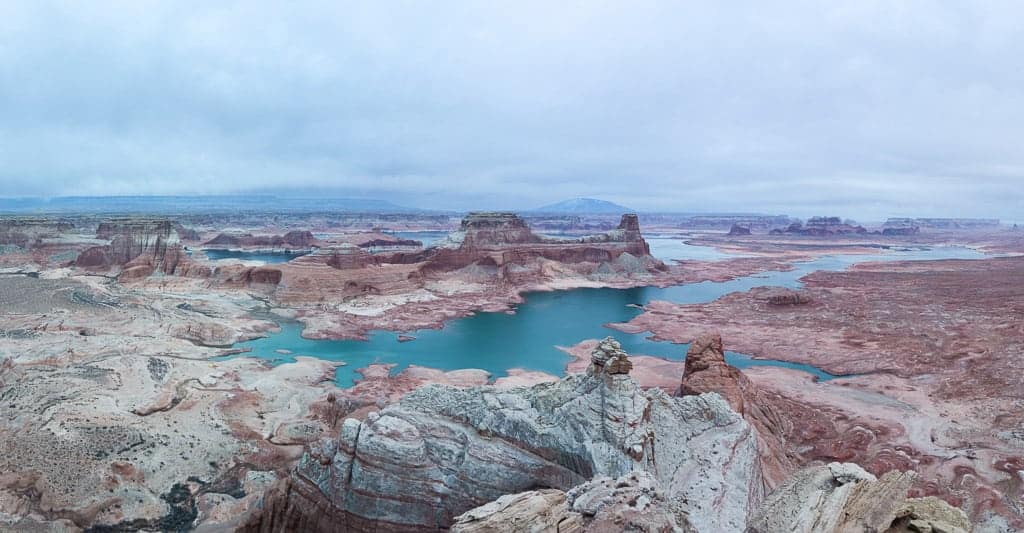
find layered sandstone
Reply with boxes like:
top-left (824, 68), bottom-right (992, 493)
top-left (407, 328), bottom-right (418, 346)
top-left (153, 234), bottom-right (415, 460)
top-left (76, 219), bottom-right (187, 279)
top-left (748, 462), bottom-right (918, 533)
top-left (678, 334), bottom-right (796, 489)
top-left (425, 212), bottom-right (657, 270)
top-left (239, 338), bottom-right (762, 532)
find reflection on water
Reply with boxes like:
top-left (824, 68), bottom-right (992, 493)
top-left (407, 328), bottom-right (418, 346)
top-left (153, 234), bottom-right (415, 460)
top-left (228, 246), bottom-right (987, 386)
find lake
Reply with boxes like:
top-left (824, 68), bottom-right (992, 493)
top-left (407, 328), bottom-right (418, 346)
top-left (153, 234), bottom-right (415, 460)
top-left (227, 245), bottom-right (986, 386)
top-left (202, 249), bottom-right (310, 263)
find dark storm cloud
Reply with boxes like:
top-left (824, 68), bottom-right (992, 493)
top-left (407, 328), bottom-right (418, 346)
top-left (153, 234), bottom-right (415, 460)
top-left (0, 1), bottom-right (1022, 219)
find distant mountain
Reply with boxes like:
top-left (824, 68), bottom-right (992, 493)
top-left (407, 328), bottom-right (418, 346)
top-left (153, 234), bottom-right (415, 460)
top-left (532, 198), bottom-right (634, 214)
top-left (0, 195), bottom-right (428, 214)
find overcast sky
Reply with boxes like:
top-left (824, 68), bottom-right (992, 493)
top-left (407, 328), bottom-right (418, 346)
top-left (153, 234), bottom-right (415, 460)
top-left (1, 1), bottom-right (1022, 219)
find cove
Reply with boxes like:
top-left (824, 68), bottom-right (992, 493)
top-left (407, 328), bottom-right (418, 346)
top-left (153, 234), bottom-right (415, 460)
top-left (228, 245), bottom-right (987, 387)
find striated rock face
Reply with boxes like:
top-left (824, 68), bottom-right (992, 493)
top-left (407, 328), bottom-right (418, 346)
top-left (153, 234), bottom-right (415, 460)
top-left (678, 333), bottom-right (795, 489)
top-left (458, 212), bottom-right (541, 247)
top-left (240, 338), bottom-right (762, 532)
top-left (747, 462), bottom-right (918, 533)
top-left (450, 470), bottom-right (695, 533)
top-left (76, 219), bottom-right (186, 278)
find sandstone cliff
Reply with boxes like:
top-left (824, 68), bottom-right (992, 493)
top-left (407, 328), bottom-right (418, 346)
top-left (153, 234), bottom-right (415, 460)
top-left (76, 219), bottom-right (187, 279)
top-left (239, 338), bottom-right (762, 532)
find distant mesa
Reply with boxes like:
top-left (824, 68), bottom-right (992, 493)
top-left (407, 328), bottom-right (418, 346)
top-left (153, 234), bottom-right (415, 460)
top-left (532, 197), bottom-right (634, 214)
top-left (727, 224), bottom-right (752, 236)
top-left (770, 216), bottom-right (866, 236)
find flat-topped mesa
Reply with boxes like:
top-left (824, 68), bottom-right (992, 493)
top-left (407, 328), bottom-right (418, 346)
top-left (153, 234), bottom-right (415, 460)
top-left (76, 219), bottom-right (186, 278)
top-left (458, 212), bottom-right (541, 247)
top-left (239, 337), bottom-right (762, 532)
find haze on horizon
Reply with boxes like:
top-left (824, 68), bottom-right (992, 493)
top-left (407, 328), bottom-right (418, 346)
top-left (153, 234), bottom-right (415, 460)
top-left (0, 1), bottom-right (1022, 220)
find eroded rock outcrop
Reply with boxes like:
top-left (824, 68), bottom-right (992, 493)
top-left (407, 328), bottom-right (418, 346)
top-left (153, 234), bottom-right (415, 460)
top-left (240, 338), bottom-right (761, 532)
top-left (747, 462), bottom-right (920, 533)
top-left (678, 333), bottom-right (796, 489)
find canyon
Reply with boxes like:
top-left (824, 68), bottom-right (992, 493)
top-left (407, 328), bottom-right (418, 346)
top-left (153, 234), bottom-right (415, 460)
top-left (0, 209), bottom-right (1020, 531)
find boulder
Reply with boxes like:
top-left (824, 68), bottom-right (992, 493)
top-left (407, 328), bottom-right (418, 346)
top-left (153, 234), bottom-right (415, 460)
top-left (889, 497), bottom-right (970, 533)
top-left (747, 462), bottom-right (917, 533)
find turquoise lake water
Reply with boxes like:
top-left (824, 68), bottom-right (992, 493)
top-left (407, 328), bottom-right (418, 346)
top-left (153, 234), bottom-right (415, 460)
top-left (227, 244), bottom-right (987, 387)
top-left (202, 249), bottom-right (310, 263)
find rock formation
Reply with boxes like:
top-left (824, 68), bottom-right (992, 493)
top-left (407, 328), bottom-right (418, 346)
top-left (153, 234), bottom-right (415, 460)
top-left (450, 471), bottom-right (695, 533)
top-left (73, 218), bottom-right (287, 287)
top-left (889, 496), bottom-right (971, 533)
top-left (239, 338), bottom-right (761, 532)
top-left (770, 216), bottom-right (867, 236)
top-left (728, 224), bottom-right (752, 236)
top-left (747, 462), bottom-right (934, 533)
top-left (424, 212), bottom-right (658, 271)
top-left (678, 334), bottom-right (796, 489)
top-left (762, 288), bottom-right (811, 306)
top-left (76, 219), bottom-right (187, 279)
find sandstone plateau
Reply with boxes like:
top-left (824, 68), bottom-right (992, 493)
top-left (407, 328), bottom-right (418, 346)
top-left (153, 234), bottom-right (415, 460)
top-left (1, 210), bottom-right (1019, 531)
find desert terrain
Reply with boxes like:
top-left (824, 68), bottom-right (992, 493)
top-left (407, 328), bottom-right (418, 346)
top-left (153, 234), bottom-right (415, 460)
top-left (0, 210), bottom-right (1021, 532)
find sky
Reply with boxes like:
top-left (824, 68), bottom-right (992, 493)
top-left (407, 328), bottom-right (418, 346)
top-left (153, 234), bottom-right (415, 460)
top-left (0, 1), bottom-right (1022, 219)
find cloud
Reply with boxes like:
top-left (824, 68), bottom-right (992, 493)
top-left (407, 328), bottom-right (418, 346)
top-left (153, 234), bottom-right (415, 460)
top-left (0, 0), bottom-right (1022, 219)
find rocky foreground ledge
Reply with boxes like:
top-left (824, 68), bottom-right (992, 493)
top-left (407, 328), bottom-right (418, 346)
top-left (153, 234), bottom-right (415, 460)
top-left (239, 338), bottom-right (762, 532)
top-left (237, 339), bottom-right (970, 532)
